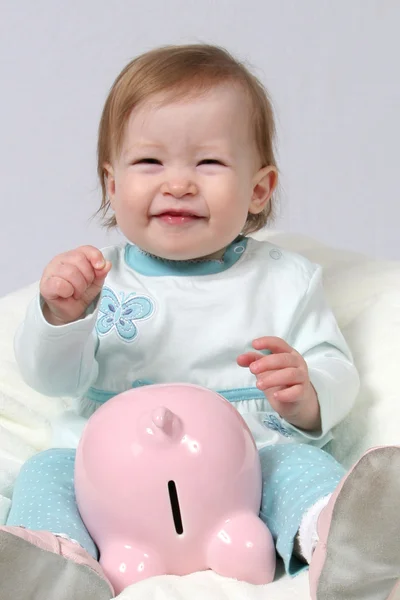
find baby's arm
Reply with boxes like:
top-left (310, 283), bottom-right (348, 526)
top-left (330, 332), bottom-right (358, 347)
top-left (238, 336), bottom-right (321, 431)
top-left (14, 246), bottom-right (111, 397)
top-left (238, 265), bottom-right (359, 439)
top-left (285, 265), bottom-right (360, 436)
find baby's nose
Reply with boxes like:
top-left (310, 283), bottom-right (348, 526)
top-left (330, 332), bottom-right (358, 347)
top-left (161, 173), bottom-right (198, 198)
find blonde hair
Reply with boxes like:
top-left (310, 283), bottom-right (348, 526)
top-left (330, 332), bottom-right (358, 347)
top-left (97, 44), bottom-right (278, 234)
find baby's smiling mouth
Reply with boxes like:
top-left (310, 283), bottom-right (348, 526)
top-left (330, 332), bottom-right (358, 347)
top-left (152, 209), bottom-right (205, 225)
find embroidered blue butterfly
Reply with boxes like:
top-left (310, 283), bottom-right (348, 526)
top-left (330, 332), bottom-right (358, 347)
top-left (263, 413), bottom-right (293, 438)
top-left (96, 286), bottom-right (154, 342)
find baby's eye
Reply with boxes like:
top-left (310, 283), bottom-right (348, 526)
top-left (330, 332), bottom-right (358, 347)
top-left (197, 159), bottom-right (225, 166)
top-left (134, 158), bottom-right (162, 165)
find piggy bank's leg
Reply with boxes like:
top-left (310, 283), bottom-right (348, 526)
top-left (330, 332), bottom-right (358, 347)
top-left (206, 512), bottom-right (275, 584)
top-left (100, 542), bottom-right (166, 594)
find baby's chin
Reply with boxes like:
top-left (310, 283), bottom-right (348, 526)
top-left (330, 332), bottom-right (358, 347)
top-left (137, 242), bottom-right (226, 262)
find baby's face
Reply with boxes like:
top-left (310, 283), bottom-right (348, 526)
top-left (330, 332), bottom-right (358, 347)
top-left (105, 84), bottom-right (273, 260)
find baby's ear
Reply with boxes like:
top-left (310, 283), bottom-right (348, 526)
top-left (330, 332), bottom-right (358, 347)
top-left (249, 166), bottom-right (278, 214)
top-left (103, 163), bottom-right (116, 208)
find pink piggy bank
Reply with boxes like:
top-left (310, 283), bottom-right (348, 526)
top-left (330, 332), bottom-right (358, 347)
top-left (75, 383), bottom-right (275, 594)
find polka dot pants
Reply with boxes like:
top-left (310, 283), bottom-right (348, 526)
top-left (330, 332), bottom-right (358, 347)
top-left (259, 443), bottom-right (345, 575)
top-left (6, 448), bottom-right (98, 559)
top-left (6, 444), bottom-right (345, 574)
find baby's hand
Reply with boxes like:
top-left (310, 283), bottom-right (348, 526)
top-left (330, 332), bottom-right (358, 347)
top-left (237, 336), bottom-right (321, 431)
top-left (40, 246), bottom-right (112, 326)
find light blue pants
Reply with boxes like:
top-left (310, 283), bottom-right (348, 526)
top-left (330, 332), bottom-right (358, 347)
top-left (6, 444), bottom-right (345, 575)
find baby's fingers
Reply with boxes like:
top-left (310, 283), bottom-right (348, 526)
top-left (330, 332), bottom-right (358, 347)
top-left (41, 276), bottom-right (75, 300)
top-left (41, 263), bottom-right (89, 301)
top-left (92, 260), bottom-right (112, 286)
top-left (250, 352), bottom-right (296, 375)
top-left (272, 384), bottom-right (303, 403)
top-left (256, 367), bottom-right (306, 391)
top-left (77, 245), bottom-right (107, 270)
top-left (237, 351), bottom-right (264, 368)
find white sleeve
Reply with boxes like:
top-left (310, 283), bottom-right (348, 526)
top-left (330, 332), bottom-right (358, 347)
top-left (285, 265), bottom-right (360, 440)
top-left (14, 294), bottom-right (100, 397)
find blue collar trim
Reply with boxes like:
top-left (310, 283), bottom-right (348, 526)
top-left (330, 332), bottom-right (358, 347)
top-left (124, 236), bottom-right (248, 277)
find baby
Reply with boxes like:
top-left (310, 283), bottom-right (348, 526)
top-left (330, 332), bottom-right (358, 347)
top-left (1, 44), bottom-right (399, 600)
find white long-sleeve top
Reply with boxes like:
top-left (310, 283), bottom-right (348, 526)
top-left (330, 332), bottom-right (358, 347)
top-left (15, 236), bottom-right (360, 449)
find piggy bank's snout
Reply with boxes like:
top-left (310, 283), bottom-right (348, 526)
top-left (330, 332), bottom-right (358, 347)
top-left (152, 406), bottom-right (174, 433)
top-left (142, 405), bottom-right (182, 441)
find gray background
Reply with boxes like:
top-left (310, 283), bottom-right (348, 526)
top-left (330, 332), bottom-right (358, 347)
top-left (0, 0), bottom-right (399, 296)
